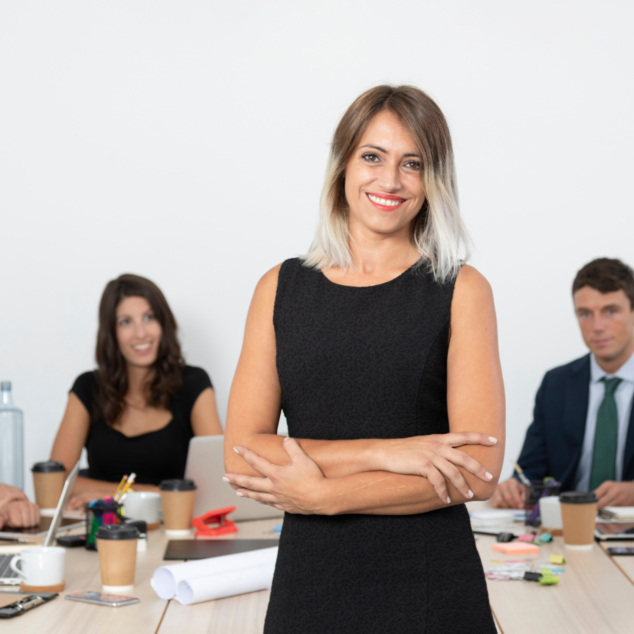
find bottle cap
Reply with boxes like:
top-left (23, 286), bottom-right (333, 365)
top-left (96, 524), bottom-right (140, 541)
top-left (0, 382), bottom-right (11, 390)
top-left (31, 461), bottom-right (65, 473)
top-left (559, 491), bottom-right (598, 505)
top-left (159, 478), bottom-right (196, 492)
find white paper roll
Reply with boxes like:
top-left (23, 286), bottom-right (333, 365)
top-left (150, 546), bottom-right (278, 600)
top-left (176, 562), bottom-right (275, 605)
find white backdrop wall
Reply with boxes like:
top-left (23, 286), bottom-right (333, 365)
top-left (1, 1), bottom-right (633, 499)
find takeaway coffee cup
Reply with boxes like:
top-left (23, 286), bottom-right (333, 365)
top-left (96, 524), bottom-right (140, 593)
top-left (32, 461), bottom-right (66, 515)
top-left (159, 479), bottom-right (197, 537)
top-left (123, 492), bottom-right (161, 530)
top-left (559, 491), bottom-right (598, 550)
top-left (10, 546), bottom-right (65, 592)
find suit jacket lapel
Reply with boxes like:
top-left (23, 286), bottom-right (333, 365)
top-left (560, 355), bottom-right (591, 488)
top-left (623, 397), bottom-right (634, 479)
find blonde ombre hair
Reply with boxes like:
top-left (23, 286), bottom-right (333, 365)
top-left (302, 85), bottom-right (472, 282)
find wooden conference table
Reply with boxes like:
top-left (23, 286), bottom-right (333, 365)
top-left (3, 511), bottom-right (634, 634)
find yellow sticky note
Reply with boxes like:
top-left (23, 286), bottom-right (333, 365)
top-left (549, 555), bottom-right (566, 565)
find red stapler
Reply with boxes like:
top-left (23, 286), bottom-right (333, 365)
top-left (192, 506), bottom-right (238, 537)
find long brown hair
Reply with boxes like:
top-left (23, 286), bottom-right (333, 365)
top-left (95, 274), bottom-right (184, 426)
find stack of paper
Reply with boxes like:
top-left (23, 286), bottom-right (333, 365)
top-left (600, 507), bottom-right (634, 520)
top-left (151, 546), bottom-right (278, 605)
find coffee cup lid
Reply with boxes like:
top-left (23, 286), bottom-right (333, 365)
top-left (96, 524), bottom-right (140, 540)
top-left (159, 478), bottom-right (196, 492)
top-left (31, 461), bottom-right (65, 473)
top-left (559, 491), bottom-right (598, 504)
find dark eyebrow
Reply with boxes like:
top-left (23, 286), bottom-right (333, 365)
top-left (359, 144), bottom-right (421, 158)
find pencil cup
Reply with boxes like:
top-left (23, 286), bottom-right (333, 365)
top-left (559, 491), bottom-right (598, 550)
top-left (31, 461), bottom-right (66, 516)
top-left (159, 479), bottom-right (197, 538)
top-left (85, 499), bottom-right (124, 550)
top-left (523, 480), bottom-right (561, 526)
top-left (96, 524), bottom-right (140, 593)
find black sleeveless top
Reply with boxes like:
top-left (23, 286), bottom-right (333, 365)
top-left (71, 366), bottom-right (212, 485)
top-left (265, 259), bottom-right (495, 634)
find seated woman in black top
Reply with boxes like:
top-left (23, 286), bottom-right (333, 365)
top-left (51, 274), bottom-right (222, 509)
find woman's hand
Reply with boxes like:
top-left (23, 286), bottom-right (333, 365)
top-left (66, 491), bottom-right (104, 511)
top-left (224, 437), bottom-right (330, 515)
top-left (372, 433), bottom-right (498, 504)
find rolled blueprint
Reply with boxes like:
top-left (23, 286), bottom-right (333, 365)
top-left (176, 562), bottom-right (275, 605)
top-left (151, 546), bottom-right (278, 600)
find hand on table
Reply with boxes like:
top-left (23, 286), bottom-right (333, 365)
top-left (0, 498), bottom-right (40, 529)
top-left (224, 437), bottom-right (330, 515)
top-left (490, 478), bottom-right (525, 509)
top-left (67, 491), bottom-right (103, 511)
top-left (0, 483), bottom-right (28, 507)
top-left (595, 481), bottom-right (634, 508)
top-left (374, 433), bottom-right (498, 503)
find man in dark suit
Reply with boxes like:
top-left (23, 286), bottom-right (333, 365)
top-left (492, 258), bottom-right (634, 509)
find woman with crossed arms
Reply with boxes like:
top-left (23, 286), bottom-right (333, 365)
top-left (224, 85), bottom-right (505, 633)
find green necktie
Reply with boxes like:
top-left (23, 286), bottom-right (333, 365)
top-left (589, 377), bottom-right (622, 491)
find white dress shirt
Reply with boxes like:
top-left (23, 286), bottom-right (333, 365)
top-left (574, 351), bottom-right (634, 491)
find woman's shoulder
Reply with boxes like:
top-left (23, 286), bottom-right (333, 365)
top-left (256, 258), bottom-right (304, 293)
top-left (71, 370), bottom-right (99, 393)
top-left (451, 265), bottom-right (496, 326)
top-left (453, 265), bottom-right (493, 304)
top-left (70, 370), bottom-right (99, 414)
top-left (181, 365), bottom-right (213, 392)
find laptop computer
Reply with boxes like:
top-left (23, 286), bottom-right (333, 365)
top-left (185, 436), bottom-right (283, 522)
top-left (0, 461), bottom-right (80, 585)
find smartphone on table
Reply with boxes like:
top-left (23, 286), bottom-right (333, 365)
top-left (607, 547), bottom-right (634, 556)
top-left (65, 591), bottom-right (139, 607)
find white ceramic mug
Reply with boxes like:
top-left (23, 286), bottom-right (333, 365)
top-left (539, 496), bottom-right (563, 530)
top-left (10, 546), bottom-right (65, 587)
top-left (123, 491), bottom-right (161, 526)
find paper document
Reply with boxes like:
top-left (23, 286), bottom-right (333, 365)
top-left (151, 546), bottom-right (278, 602)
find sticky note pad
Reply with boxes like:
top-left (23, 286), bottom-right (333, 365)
top-left (549, 555), bottom-right (566, 565)
top-left (492, 542), bottom-right (540, 555)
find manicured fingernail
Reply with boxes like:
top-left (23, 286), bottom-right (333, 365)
top-left (468, 490), bottom-right (474, 498)
top-left (489, 437), bottom-right (497, 443)
top-left (283, 436), bottom-right (290, 442)
top-left (233, 447), bottom-right (240, 454)
top-left (236, 491), bottom-right (244, 497)
top-left (446, 497), bottom-right (451, 504)
top-left (222, 477), bottom-right (230, 482)
top-left (485, 471), bottom-right (493, 480)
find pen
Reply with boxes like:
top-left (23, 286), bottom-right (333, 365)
top-left (113, 474), bottom-right (129, 500)
top-left (116, 472), bottom-right (136, 502)
top-left (513, 462), bottom-right (532, 489)
top-left (0, 535), bottom-right (31, 543)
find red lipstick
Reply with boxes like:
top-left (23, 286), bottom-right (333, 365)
top-left (366, 192), bottom-right (406, 211)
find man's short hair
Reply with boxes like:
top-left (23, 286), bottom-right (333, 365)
top-left (572, 258), bottom-right (634, 309)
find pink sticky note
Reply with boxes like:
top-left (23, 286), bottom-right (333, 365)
top-left (492, 542), bottom-right (540, 555)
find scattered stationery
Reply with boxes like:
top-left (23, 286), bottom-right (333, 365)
top-left (492, 542), bottom-right (540, 555)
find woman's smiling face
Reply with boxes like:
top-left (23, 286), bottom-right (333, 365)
top-left (344, 109), bottom-right (426, 238)
top-left (115, 296), bottom-right (162, 369)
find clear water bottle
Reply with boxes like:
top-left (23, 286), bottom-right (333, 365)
top-left (0, 382), bottom-right (24, 489)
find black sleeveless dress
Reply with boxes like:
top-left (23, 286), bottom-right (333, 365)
top-left (265, 258), bottom-right (496, 634)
